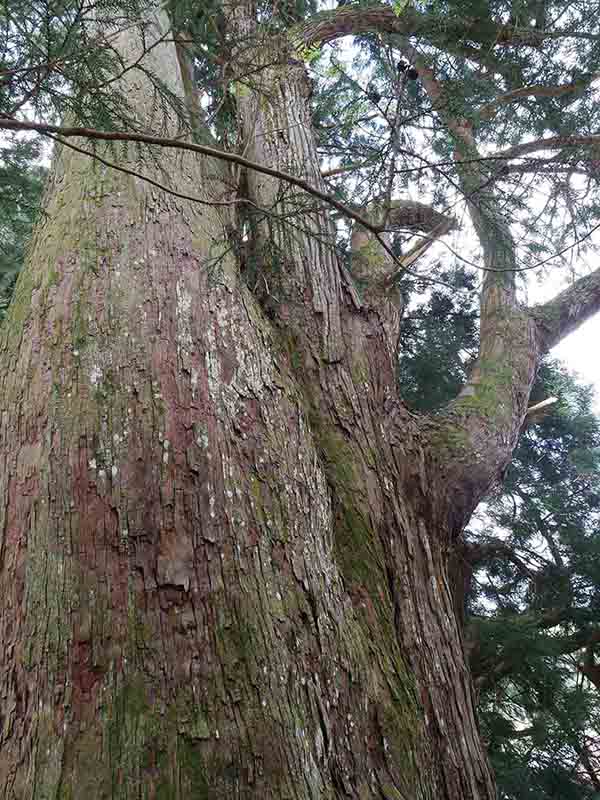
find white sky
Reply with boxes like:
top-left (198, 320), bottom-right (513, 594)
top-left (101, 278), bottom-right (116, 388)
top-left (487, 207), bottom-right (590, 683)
top-left (553, 316), bottom-right (600, 412)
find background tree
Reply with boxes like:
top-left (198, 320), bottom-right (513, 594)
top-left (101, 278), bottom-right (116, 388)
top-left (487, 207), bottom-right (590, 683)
top-left (400, 269), bottom-right (600, 798)
top-left (2, 0), bottom-right (600, 797)
top-left (470, 361), bottom-right (600, 800)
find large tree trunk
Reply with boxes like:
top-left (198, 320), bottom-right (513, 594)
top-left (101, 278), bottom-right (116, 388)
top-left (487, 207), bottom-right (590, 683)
top-left (0, 5), bottom-right (547, 800)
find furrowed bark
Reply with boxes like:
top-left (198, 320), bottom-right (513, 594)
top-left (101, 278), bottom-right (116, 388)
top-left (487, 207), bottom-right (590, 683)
top-left (5, 3), bottom-right (600, 799)
top-left (227, 6), bottom-right (498, 798)
top-left (226, 1), bottom-right (352, 363)
top-left (0, 9), bottom-right (407, 798)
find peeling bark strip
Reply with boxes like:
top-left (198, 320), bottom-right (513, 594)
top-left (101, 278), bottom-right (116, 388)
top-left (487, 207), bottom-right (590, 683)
top-left (2, 2), bottom-right (600, 799)
top-left (226, 0), bottom-right (347, 362)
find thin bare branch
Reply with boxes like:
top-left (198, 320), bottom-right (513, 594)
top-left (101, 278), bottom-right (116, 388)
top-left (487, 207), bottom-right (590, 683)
top-left (0, 117), bottom-right (459, 292)
top-left (0, 117), bottom-right (379, 238)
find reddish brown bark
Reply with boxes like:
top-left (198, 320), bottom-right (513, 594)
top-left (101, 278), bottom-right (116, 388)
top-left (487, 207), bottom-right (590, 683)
top-left (0, 10), bottom-right (421, 799)
top-left (2, 3), bottom-right (600, 800)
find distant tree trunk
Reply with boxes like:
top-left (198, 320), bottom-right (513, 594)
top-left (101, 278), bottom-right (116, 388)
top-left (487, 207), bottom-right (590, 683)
top-left (0, 5), bottom-right (563, 800)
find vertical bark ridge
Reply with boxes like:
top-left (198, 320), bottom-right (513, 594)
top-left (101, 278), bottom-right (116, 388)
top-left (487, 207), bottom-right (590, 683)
top-left (228, 1), bottom-right (347, 363)
top-left (220, 6), bottom-right (501, 798)
top-left (0, 11), bottom-right (413, 798)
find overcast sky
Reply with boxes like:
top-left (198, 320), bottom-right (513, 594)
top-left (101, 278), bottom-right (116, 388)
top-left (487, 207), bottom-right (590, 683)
top-left (552, 316), bottom-right (600, 412)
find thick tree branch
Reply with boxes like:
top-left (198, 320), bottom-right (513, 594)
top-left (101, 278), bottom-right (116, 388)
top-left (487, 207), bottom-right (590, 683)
top-left (350, 199), bottom-right (456, 284)
top-left (495, 134), bottom-right (600, 162)
top-left (296, 6), bottom-right (459, 47)
top-left (297, 5), bottom-right (597, 50)
top-left (478, 76), bottom-right (598, 121)
top-left (533, 267), bottom-right (600, 351)
top-left (399, 51), bottom-right (540, 532)
top-left (464, 538), bottom-right (536, 578)
top-left (294, 6), bottom-right (546, 76)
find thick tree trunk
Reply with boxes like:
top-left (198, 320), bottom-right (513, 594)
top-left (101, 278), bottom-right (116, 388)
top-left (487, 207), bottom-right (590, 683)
top-left (0, 7), bottom-right (509, 800)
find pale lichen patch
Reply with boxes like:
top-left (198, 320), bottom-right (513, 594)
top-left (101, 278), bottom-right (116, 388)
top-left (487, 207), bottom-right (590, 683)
top-left (175, 278), bottom-right (193, 366)
top-left (90, 364), bottom-right (103, 386)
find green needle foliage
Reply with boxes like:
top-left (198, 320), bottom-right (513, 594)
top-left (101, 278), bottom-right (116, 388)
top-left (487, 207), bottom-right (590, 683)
top-left (398, 266), bottom-right (479, 410)
top-left (0, 0), bottom-right (185, 130)
top-left (0, 137), bottom-right (46, 322)
top-left (473, 365), bottom-right (600, 800)
top-left (0, 0), bottom-right (194, 321)
top-left (399, 269), bottom-right (600, 798)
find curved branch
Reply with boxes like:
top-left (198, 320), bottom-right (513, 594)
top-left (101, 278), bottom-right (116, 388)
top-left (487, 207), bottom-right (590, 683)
top-left (478, 76), bottom-right (598, 121)
top-left (294, 6), bottom-right (543, 76)
top-left (533, 267), bottom-right (600, 351)
top-left (295, 6), bottom-right (451, 48)
top-left (297, 5), bottom-right (598, 50)
top-left (495, 134), bottom-right (600, 162)
top-left (397, 50), bottom-right (541, 532)
top-left (464, 538), bottom-right (536, 578)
